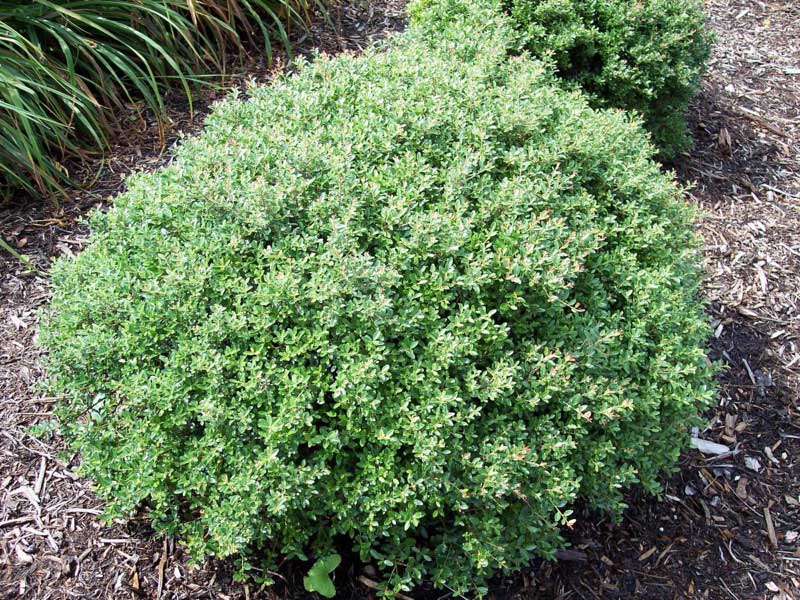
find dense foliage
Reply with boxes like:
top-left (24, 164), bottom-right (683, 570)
top-left (509, 0), bottom-right (712, 156)
top-left (0, 0), bottom-right (319, 200)
top-left (412, 0), bottom-right (712, 157)
top-left (41, 1), bottom-right (714, 594)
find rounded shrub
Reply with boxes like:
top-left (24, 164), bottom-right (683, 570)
top-left (506, 0), bottom-right (713, 157)
top-left (40, 18), bottom-right (713, 595)
top-left (411, 0), bottom-right (713, 158)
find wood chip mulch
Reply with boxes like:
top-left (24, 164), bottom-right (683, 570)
top-left (1, 1), bottom-right (798, 598)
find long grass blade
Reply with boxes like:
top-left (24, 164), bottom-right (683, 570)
top-left (0, 0), bottom-right (327, 201)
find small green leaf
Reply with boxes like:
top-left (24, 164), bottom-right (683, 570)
top-left (303, 554), bottom-right (341, 598)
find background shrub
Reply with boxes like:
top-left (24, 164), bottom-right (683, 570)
top-left (507, 0), bottom-right (713, 157)
top-left (0, 0), bottom-right (320, 201)
top-left (411, 0), bottom-right (713, 157)
top-left (40, 6), bottom-right (714, 594)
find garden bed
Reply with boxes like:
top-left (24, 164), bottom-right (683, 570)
top-left (1, 0), bottom-right (798, 598)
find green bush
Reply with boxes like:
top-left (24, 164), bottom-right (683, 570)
top-left (412, 0), bottom-right (712, 157)
top-left (1, 0), bottom-right (320, 200)
top-left (510, 0), bottom-right (712, 156)
top-left (40, 7), bottom-right (714, 594)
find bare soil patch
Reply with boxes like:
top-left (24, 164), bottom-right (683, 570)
top-left (1, 1), bottom-right (798, 598)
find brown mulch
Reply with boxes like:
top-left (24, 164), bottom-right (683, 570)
top-left (1, 0), bottom-right (799, 598)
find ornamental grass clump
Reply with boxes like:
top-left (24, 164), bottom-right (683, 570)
top-left (40, 8), bottom-right (714, 594)
top-left (1, 0), bottom-right (321, 199)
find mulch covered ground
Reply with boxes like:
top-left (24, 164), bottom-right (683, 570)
top-left (1, 1), bottom-right (798, 598)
